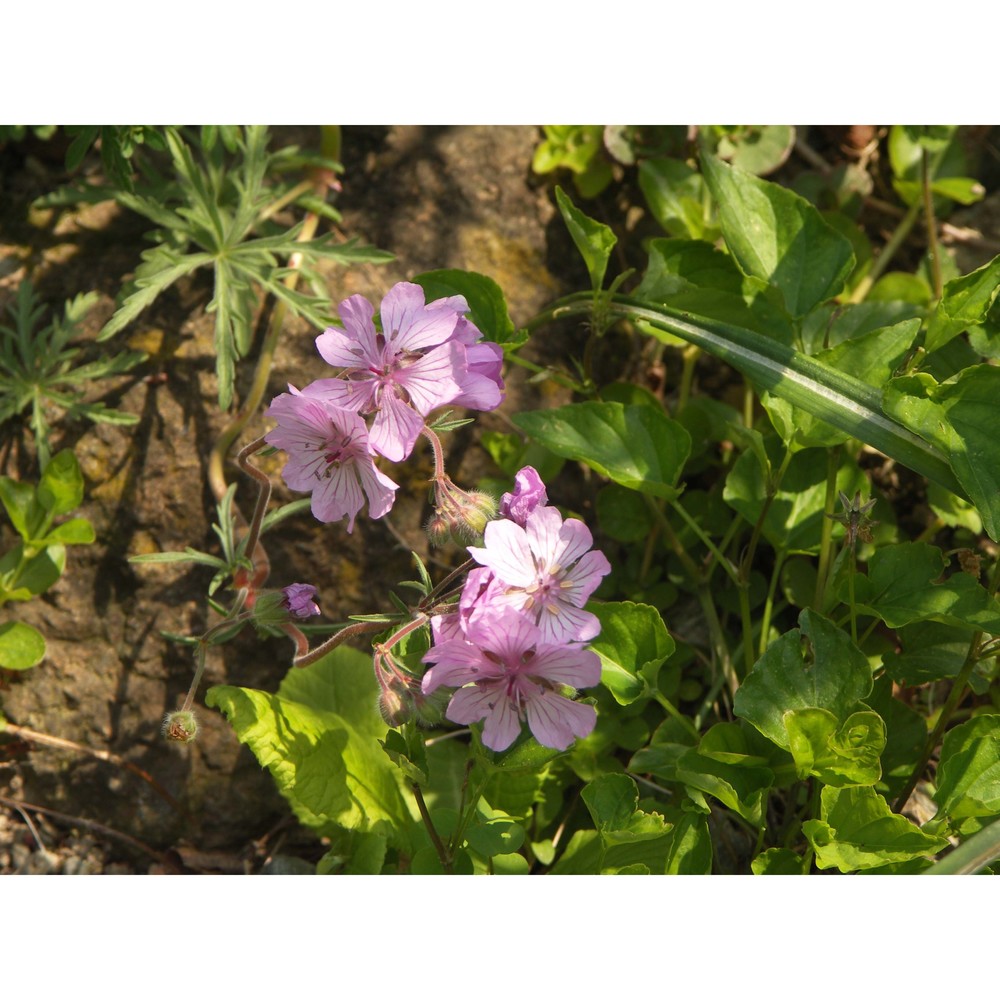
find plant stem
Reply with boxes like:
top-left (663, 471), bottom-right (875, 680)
top-left (758, 550), bottom-right (785, 658)
top-left (893, 554), bottom-right (1000, 811)
top-left (812, 449), bottom-right (840, 610)
top-left (849, 200), bottom-right (922, 304)
top-left (922, 147), bottom-right (944, 300)
top-left (411, 782), bottom-right (452, 873)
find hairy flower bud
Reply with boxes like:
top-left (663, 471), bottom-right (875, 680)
top-left (250, 583), bottom-right (321, 629)
top-left (378, 685), bottom-right (413, 727)
top-left (163, 710), bottom-right (198, 743)
top-left (431, 476), bottom-right (497, 545)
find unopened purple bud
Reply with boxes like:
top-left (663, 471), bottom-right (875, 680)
top-left (283, 583), bottom-right (320, 619)
top-left (499, 466), bottom-right (548, 526)
top-left (162, 710), bottom-right (198, 743)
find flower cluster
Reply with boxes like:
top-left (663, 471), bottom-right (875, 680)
top-left (421, 467), bottom-right (610, 752)
top-left (264, 282), bottom-right (504, 531)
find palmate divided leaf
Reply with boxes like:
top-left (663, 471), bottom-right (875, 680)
top-left (49, 126), bottom-right (393, 410)
top-left (0, 281), bottom-right (143, 466)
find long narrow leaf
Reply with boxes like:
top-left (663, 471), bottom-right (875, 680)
top-left (923, 815), bottom-right (1000, 875)
top-left (553, 293), bottom-right (963, 497)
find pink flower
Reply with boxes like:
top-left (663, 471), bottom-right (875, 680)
top-left (282, 583), bottom-right (320, 618)
top-left (422, 608), bottom-right (599, 751)
top-left (311, 282), bottom-right (502, 463)
top-left (467, 505), bottom-right (611, 644)
top-left (499, 465), bottom-right (548, 526)
top-left (264, 388), bottom-right (398, 532)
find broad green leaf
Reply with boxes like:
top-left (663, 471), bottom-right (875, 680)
top-left (638, 158), bottom-right (713, 240)
top-left (595, 483), bottom-right (653, 542)
top-left (0, 477), bottom-right (38, 539)
top-left (712, 125), bottom-right (795, 176)
top-left (784, 707), bottom-right (885, 786)
top-left (884, 364), bottom-right (1000, 540)
top-left (206, 646), bottom-right (412, 846)
top-left (762, 319), bottom-right (920, 450)
top-left (848, 542), bottom-right (1000, 632)
top-left (37, 450), bottom-right (84, 516)
top-left (865, 676), bottom-right (928, 796)
top-left (734, 609), bottom-right (873, 749)
top-left (635, 238), bottom-right (795, 345)
top-left (664, 812), bottom-right (713, 874)
top-left (581, 773), bottom-right (672, 847)
top-left (554, 186), bottom-right (616, 291)
top-left (39, 517), bottom-right (95, 546)
top-left (724, 439), bottom-right (866, 554)
top-left (5, 544), bottom-right (65, 598)
top-left (414, 269), bottom-right (516, 348)
top-left (925, 253), bottom-right (1000, 354)
top-left (752, 848), bottom-right (804, 875)
top-left (933, 715), bottom-right (1000, 821)
top-left (0, 621), bottom-right (46, 670)
top-left (550, 828), bottom-right (673, 875)
top-left (466, 803), bottom-right (525, 858)
top-left (881, 620), bottom-right (983, 689)
top-left (588, 601), bottom-right (674, 705)
top-left (928, 481), bottom-right (982, 533)
top-left (701, 154), bottom-right (855, 317)
top-left (675, 748), bottom-right (772, 825)
top-left (513, 401), bottom-right (691, 499)
top-left (803, 786), bottom-right (949, 872)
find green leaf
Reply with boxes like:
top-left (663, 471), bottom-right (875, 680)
top-left (638, 158), bottom-right (713, 240)
top-left (588, 601), bottom-right (674, 705)
top-left (884, 364), bottom-right (1000, 540)
top-left (466, 805), bottom-right (525, 858)
top-left (734, 609), bottom-right (873, 750)
top-left (7, 544), bottom-right (65, 597)
top-left (701, 154), bottom-right (855, 317)
top-left (614, 295), bottom-right (959, 496)
top-left (923, 815), bottom-right (1000, 875)
top-left (513, 401), bottom-right (691, 499)
top-left (634, 238), bottom-right (795, 346)
top-left (762, 319), bottom-right (920, 450)
top-left (0, 621), bottom-right (46, 670)
top-left (925, 253), bottom-right (1000, 354)
top-left (724, 439), bottom-right (866, 554)
top-left (554, 186), bottom-right (616, 291)
top-left (784, 707), bottom-right (885, 786)
top-left (595, 483), bottom-right (654, 543)
top-left (865, 675), bottom-right (928, 796)
top-left (675, 748), bottom-right (772, 825)
top-left (664, 811), bottom-right (713, 874)
top-left (0, 477), bottom-right (38, 539)
top-left (413, 269), bottom-right (516, 347)
top-left (848, 542), bottom-right (1000, 632)
top-left (128, 547), bottom-right (228, 568)
top-left (37, 450), bottom-right (84, 516)
top-left (752, 848), bottom-right (805, 875)
top-left (581, 773), bottom-right (672, 847)
top-left (933, 715), bottom-right (1000, 821)
top-left (711, 125), bottom-right (795, 177)
top-left (39, 517), bottom-right (95, 546)
top-left (206, 645), bottom-right (413, 846)
top-left (803, 786), bottom-right (949, 872)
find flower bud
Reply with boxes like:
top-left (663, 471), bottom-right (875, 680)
top-left (163, 710), bottom-right (198, 743)
top-left (378, 685), bottom-right (413, 727)
top-left (431, 476), bottom-right (497, 544)
top-left (249, 583), bottom-right (321, 629)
